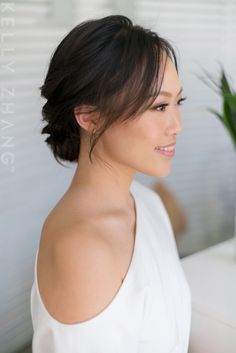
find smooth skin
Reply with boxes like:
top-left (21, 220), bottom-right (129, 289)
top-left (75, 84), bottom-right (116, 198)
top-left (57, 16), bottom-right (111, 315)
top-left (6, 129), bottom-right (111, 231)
top-left (37, 56), bottom-right (183, 324)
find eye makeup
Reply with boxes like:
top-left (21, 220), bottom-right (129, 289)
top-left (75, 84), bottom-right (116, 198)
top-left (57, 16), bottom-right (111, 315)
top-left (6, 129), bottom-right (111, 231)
top-left (150, 96), bottom-right (187, 111)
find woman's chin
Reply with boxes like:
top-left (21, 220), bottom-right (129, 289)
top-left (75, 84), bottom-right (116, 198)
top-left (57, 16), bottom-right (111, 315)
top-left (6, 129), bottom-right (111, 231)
top-left (141, 166), bottom-right (171, 178)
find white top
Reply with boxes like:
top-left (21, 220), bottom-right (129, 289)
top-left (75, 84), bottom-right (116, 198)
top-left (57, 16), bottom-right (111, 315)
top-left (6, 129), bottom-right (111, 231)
top-left (30, 179), bottom-right (192, 353)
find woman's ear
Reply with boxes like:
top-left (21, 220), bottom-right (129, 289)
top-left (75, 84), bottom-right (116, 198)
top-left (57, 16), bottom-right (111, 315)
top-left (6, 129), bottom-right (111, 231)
top-left (74, 105), bottom-right (99, 133)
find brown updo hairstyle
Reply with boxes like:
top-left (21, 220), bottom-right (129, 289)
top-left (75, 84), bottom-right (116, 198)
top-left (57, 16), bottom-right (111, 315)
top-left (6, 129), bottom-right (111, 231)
top-left (40, 15), bottom-right (178, 166)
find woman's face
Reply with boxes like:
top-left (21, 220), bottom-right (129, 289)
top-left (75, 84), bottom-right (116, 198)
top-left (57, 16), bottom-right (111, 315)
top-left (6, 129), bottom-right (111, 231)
top-left (94, 56), bottom-right (183, 178)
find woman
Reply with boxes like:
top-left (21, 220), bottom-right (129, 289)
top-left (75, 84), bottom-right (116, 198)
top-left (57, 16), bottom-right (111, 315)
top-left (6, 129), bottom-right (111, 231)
top-left (30, 15), bottom-right (191, 353)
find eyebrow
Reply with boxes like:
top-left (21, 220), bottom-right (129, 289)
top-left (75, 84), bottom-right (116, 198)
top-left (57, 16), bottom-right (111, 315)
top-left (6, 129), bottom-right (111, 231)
top-left (159, 87), bottom-right (183, 98)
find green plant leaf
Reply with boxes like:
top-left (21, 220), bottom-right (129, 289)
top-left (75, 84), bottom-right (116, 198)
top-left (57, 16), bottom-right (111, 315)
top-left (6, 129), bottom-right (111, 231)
top-left (225, 94), bottom-right (236, 113)
top-left (207, 108), bottom-right (224, 123)
top-left (223, 92), bottom-right (236, 131)
top-left (220, 70), bottom-right (233, 95)
top-left (223, 99), bottom-right (236, 147)
top-left (200, 66), bottom-right (236, 151)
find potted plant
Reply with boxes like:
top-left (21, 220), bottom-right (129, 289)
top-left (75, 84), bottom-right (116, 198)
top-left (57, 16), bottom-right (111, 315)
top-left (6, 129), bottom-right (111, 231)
top-left (200, 67), bottom-right (236, 260)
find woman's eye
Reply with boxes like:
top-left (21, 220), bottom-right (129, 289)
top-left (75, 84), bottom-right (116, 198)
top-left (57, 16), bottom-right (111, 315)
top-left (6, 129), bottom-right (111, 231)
top-left (154, 104), bottom-right (168, 112)
top-left (177, 96), bottom-right (187, 105)
top-left (151, 96), bottom-right (187, 112)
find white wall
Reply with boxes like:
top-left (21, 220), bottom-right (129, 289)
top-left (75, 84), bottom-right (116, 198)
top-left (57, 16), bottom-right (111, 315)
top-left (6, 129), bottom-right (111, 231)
top-left (0, 0), bottom-right (236, 352)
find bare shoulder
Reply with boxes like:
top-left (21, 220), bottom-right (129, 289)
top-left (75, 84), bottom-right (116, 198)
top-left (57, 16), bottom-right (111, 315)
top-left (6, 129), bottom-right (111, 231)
top-left (37, 222), bottom-right (122, 325)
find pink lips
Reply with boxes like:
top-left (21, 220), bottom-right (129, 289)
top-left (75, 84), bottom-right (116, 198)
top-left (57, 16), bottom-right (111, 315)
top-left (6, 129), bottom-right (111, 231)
top-left (158, 142), bottom-right (176, 148)
top-left (154, 142), bottom-right (176, 157)
top-left (156, 149), bottom-right (175, 157)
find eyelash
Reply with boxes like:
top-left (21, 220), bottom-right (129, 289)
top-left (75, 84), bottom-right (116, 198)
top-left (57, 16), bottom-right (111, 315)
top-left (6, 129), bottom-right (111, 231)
top-left (152, 96), bottom-right (187, 112)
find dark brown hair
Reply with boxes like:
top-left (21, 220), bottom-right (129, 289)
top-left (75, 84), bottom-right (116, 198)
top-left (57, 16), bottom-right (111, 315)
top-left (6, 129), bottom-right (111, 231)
top-left (40, 15), bottom-right (178, 166)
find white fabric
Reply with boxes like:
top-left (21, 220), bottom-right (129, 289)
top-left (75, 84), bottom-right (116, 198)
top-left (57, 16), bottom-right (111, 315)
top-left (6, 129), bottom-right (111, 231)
top-left (30, 179), bottom-right (192, 353)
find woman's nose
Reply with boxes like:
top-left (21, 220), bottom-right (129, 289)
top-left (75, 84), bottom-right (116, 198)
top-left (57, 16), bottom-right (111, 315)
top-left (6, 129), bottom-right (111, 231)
top-left (167, 111), bottom-right (183, 135)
